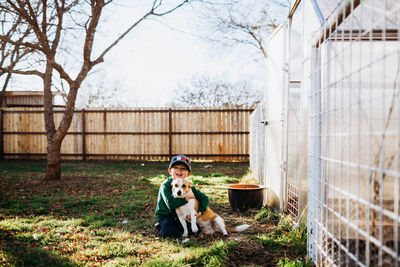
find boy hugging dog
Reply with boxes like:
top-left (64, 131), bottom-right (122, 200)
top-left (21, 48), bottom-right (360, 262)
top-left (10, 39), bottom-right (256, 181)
top-left (155, 155), bottom-right (249, 238)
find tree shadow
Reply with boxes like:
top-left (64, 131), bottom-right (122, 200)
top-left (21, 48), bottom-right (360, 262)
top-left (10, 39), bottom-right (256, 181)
top-left (0, 160), bottom-right (253, 265)
top-left (0, 228), bottom-right (78, 266)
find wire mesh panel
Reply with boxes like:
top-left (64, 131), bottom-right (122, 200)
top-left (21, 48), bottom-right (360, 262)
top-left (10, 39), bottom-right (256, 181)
top-left (308, 0), bottom-right (400, 266)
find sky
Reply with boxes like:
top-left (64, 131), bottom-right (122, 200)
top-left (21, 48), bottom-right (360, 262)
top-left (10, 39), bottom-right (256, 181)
top-left (4, 1), bottom-right (267, 108)
top-left (76, 1), bottom-right (266, 107)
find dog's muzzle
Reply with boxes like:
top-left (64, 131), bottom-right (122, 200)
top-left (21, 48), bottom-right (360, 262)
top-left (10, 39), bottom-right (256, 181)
top-left (177, 190), bottom-right (182, 196)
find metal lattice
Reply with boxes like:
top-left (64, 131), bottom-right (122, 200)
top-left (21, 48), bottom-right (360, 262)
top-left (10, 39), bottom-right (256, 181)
top-left (308, 0), bottom-right (400, 266)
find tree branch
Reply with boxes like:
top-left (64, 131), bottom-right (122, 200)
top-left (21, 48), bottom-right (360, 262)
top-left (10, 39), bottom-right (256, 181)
top-left (51, 0), bottom-right (64, 54)
top-left (152, 0), bottom-right (190, 16)
top-left (0, 35), bottom-right (42, 51)
top-left (51, 61), bottom-right (73, 85)
top-left (0, 67), bottom-right (44, 78)
top-left (92, 0), bottom-right (192, 66)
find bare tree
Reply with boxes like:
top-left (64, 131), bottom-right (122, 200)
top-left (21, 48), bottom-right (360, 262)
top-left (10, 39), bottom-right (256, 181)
top-left (196, 0), bottom-right (289, 60)
top-left (0, 12), bottom-right (34, 106)
top-left (0, 0), bottom-right (195, 180)
top-left (169, 72), bottom-right (262, 107)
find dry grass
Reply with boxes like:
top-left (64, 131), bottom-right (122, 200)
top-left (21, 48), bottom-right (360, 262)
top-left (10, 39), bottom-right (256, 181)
top-left (0, 160), bottom-right (310, 266)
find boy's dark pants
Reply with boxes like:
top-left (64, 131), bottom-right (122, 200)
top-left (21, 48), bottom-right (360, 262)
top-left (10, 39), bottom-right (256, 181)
top-left (158, 214), bottom-right (196, 238)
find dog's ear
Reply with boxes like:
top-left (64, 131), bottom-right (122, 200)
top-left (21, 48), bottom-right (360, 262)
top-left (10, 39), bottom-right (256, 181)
top-left (188, 181), bottom-right (193, 188)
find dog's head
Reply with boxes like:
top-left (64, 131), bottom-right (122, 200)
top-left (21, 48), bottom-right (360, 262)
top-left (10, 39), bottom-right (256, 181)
top-left (171, 179), bottom-right (192, 198)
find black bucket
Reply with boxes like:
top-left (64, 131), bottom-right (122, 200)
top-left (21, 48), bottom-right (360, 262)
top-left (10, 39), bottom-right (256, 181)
top-left (227, 184), bottom-right (266, 211)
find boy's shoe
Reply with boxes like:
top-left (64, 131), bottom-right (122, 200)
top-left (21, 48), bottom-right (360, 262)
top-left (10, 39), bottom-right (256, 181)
top-left (154, 222), bottom-right (160, 231)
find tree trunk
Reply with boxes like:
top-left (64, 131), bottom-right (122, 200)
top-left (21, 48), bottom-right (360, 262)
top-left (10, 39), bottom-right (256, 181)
top-left (45, 139), bottom-right (61, 180)
top-left (0, 72), bottom-right (12, 107)
top-left (43, 60), bottom-right (60, 180)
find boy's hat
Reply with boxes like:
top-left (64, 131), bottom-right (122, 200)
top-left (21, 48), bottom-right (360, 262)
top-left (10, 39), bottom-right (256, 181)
top-left (169, 154), bottom-right (191, 172)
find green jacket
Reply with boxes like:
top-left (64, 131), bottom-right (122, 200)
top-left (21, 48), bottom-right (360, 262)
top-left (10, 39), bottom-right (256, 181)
top-left (155, 177), bottom-right (209, 221)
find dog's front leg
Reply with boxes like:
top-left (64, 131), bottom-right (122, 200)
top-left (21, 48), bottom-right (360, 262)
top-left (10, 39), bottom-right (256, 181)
top-left (187, 199), bottom-right (198, 233)
top-left (177, 215), bottom-right (189, 237)
top-left (190, 211), bottom-right (198, 233)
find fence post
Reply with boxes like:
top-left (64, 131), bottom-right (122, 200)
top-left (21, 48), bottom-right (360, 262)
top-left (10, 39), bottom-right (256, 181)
top-left (169, 108), bottom-right (172, 159)
top-left (82, 109), bottom-right (86, 161)
top-left (0, 109), bottom-right (3, 160)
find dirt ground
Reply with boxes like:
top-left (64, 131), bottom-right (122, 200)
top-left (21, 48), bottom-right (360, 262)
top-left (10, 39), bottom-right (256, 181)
top-left (0, 161), bottom-right (308, 266)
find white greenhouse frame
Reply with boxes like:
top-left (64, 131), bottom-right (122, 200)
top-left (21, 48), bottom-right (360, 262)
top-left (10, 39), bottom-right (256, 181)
top-left (250, 0), bottom-right (400, 266)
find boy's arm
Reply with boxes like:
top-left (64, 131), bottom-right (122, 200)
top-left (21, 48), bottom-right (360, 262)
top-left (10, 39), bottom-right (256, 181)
top-left (192, 187), bottom-right (210, 214)
top-left (160, 181), bottom-right (187, 210)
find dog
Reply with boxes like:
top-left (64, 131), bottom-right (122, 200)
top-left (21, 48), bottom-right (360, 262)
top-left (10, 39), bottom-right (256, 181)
top-left (171, 178), bottom-right (249, 237)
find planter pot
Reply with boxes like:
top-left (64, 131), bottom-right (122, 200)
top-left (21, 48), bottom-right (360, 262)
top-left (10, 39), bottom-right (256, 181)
top-left (227, 184), bottom-right (267, 211)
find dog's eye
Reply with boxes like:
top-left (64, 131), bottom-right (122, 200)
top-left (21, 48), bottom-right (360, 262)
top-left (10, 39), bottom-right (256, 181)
top-left (182, 184), bottom-right (186, 188)
top-left (174, 184), bottom-right (178, 187)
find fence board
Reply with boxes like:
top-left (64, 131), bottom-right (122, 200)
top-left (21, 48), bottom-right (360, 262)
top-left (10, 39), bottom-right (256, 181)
top-left (0, 107), bottom-right (253, 161)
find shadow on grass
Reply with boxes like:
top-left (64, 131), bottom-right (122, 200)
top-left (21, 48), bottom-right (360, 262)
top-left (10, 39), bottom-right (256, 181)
top-left (0, 228), bottom-right (77, 266)
top-left (0, 160), bottom-right (166, 265)
top-left (0, 160), bottom-right (252, 266)
top-left (1, 160), bottom-right (160, 203)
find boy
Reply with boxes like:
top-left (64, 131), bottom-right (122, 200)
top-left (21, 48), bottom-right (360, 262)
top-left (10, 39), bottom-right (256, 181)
top-left (155, 154), bottom-right (209, 238)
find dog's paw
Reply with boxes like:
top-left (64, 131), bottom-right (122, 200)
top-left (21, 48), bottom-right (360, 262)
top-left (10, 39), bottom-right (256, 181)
top-left (192, 225), bottom-right (199, 233)
top-left (182, 232), bottom-right (188, 237)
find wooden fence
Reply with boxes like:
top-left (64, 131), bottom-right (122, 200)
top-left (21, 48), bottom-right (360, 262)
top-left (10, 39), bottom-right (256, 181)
top-left (0, 107), bottom-right (254, 161)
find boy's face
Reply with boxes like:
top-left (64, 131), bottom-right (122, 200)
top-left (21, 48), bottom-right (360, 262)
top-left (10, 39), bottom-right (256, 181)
top-left (168, 164), bottom-right (192, 180)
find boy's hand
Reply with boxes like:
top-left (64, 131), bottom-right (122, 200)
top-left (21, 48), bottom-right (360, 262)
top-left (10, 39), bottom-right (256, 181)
top-left (186, 212), bottom-right (202, 221)
top-left (185, 191), bottom-right (195, 201)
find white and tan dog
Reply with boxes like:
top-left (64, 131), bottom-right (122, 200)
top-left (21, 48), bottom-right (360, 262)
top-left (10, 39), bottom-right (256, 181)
top-left (171, 179), bottom-right (249, 237)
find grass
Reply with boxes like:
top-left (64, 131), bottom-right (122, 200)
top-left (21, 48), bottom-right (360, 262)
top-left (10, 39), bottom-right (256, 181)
top-left (0, 160), bottom-right (310, 266)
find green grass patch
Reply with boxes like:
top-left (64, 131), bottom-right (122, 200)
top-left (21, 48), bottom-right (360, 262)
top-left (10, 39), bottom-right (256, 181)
top-left (255, 207), bottom-right (281, 225)
top-left (145, 240), bottom-right (238, 266)
top-left (277, 258), bottom-right (314, 267)
top-left (0, 160), bottom-right (307, 266)
top-left (256, 223), bottom-right (307, 257)
top-left (189, 176), bottom-right (212, 185)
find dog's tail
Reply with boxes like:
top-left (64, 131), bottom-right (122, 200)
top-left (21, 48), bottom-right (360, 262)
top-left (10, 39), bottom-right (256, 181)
top-left (226, 224), bottom-right (250, 233)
